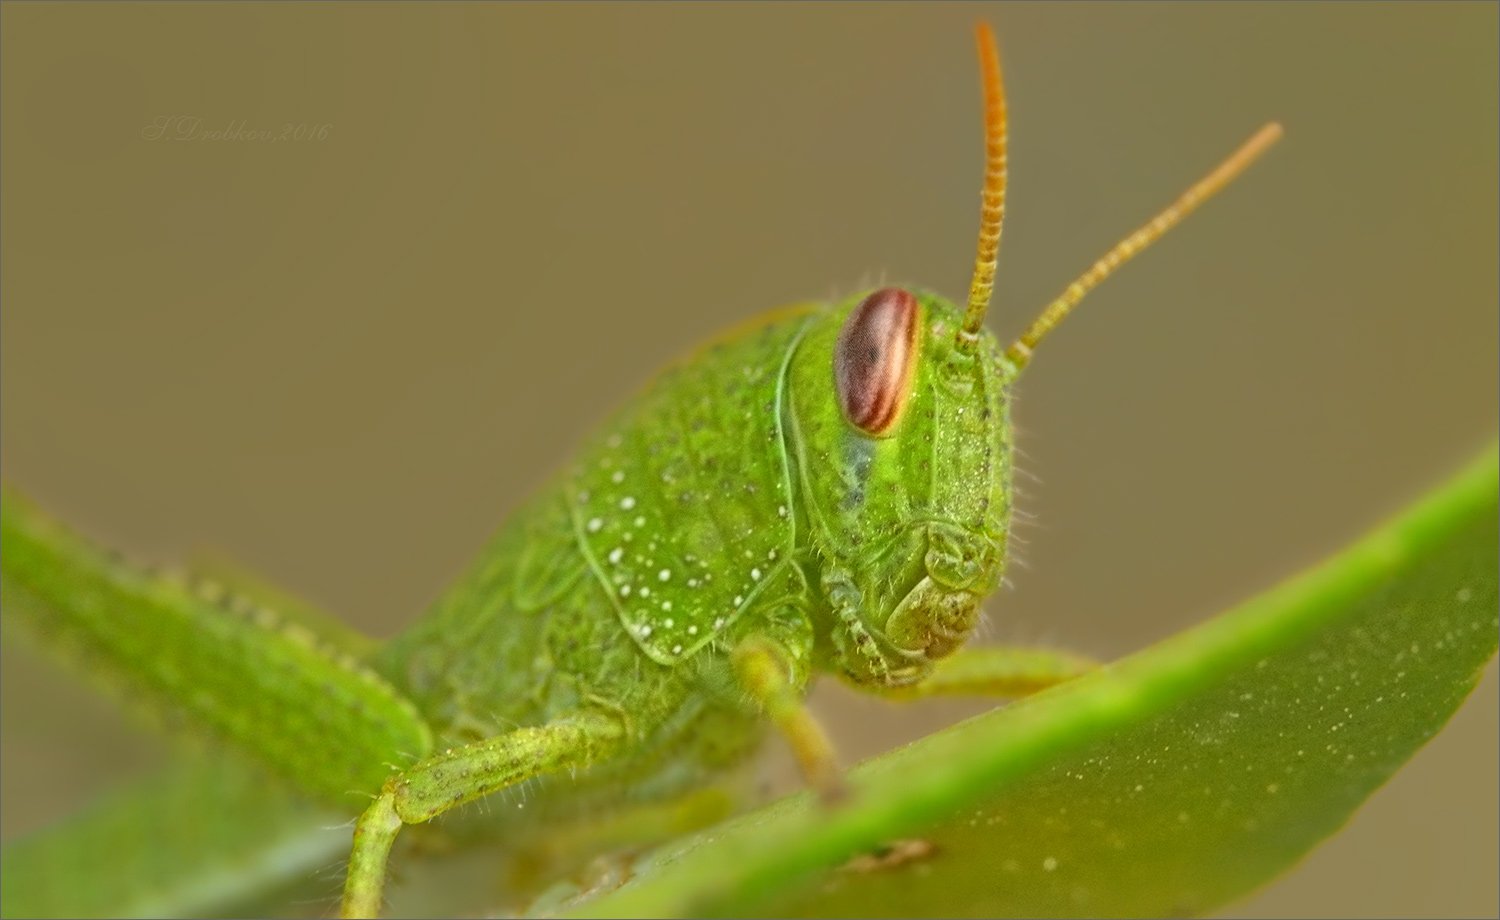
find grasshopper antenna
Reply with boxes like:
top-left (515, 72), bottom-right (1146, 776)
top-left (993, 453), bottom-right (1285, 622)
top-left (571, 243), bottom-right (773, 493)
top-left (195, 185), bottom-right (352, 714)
top-left (1005, 121), bottom-right (1284, 372)
top-left (959, 22), bottom-right (1007, 348)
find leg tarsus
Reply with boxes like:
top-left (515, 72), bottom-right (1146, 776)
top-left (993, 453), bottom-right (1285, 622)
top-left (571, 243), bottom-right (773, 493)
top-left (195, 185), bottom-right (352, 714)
top-left (884, 644), bottom-right (1099, 701)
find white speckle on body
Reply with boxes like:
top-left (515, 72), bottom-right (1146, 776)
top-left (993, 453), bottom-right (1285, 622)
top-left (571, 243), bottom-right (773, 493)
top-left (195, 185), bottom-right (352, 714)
top-left (1043, 857), bottom-right (1058, 872)
top-left (659, 569), bottom-right (672, 582)
top-left (620, 496), bottom-right (637, 510)
top-left (587, 517), bottom-right (603, 533)
top-left (608, 548), bottom-right (623, 564)
top-left (610, 470), bottom-right (624, 484)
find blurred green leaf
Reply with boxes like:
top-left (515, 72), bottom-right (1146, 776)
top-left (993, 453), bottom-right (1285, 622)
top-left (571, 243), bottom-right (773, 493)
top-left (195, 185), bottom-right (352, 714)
top-left (0, 754), bottom-right (342, 919)
top-left (570, 442), bottom-right (1498, 918)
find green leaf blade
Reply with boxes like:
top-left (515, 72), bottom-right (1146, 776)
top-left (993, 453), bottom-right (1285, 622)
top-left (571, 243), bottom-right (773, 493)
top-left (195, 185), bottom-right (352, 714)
top-left (571, 442), bottom-right (1498, 918)
top-left (0, 754), bottom-right (345, 919)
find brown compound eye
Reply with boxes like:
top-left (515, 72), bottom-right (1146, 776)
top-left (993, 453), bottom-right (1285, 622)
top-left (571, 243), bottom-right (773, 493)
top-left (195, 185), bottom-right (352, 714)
top-left (834, 287), bottom-right (921, 436)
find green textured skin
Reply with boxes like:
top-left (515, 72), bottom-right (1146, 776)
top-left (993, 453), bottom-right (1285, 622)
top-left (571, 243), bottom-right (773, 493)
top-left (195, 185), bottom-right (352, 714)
top-left (374, 287), bottom-right (1014, 820)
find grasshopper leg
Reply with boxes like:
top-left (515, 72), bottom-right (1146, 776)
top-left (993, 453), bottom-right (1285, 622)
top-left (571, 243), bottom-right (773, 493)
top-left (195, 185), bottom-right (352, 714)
top-left (339, 710), bottom-right (625, 919)
top-left (880, 644), bottom-right (1100, 701)
top-left (732, 635), bottom-right (847, 803)
top-left (1, 489), bottom-right (434, 804)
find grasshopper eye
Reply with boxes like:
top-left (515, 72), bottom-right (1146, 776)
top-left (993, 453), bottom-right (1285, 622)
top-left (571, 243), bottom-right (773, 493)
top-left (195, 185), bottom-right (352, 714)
top-left (834, 287), bottom-right (921, 436)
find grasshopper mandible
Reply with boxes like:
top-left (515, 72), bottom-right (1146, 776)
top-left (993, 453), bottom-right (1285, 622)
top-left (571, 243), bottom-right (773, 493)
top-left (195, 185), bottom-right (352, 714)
top-left (0, 22), bottom-right (1281, 918)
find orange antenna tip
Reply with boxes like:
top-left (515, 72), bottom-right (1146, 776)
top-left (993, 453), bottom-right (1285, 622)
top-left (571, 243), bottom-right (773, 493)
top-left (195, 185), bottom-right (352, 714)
top-left (959, 22), bottom-right (1008, 343)
top-left (1004, 121), bottom-right (1284, 372)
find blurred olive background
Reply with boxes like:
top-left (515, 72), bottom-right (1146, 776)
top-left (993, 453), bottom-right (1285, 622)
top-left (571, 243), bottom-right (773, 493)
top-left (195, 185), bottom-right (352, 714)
top-left (2, 2), bottom-right (1495, 916)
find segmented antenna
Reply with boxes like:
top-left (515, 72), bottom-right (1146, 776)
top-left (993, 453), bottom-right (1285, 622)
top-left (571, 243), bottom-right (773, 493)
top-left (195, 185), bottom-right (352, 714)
top-left (959, 22), bottom-right (1007, 345)
top-left (1005, 122), bottom-right (1284, 371)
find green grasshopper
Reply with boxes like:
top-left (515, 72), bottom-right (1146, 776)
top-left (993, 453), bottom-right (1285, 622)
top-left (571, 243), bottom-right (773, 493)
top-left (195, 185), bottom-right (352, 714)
top-left (0, 23), bottom-right (1281, 918)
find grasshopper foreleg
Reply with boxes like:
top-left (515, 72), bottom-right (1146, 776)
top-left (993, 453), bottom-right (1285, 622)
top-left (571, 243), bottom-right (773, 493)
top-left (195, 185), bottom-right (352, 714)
top-left (879, 644), bottom-right (1100, 701)
top-left (339, 709), bottom-right (625, 919)
top-left (732, 635), bottom-right (847, 803)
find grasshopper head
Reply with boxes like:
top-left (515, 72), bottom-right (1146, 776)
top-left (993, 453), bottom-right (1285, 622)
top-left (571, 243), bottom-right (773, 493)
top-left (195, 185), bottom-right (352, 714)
top-left (786, 287), bottom-right (1013, 688)
top-left (783, 24), bottom-right (1279, 689)
top-left (782, 23), bottom-right (1018, 689)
